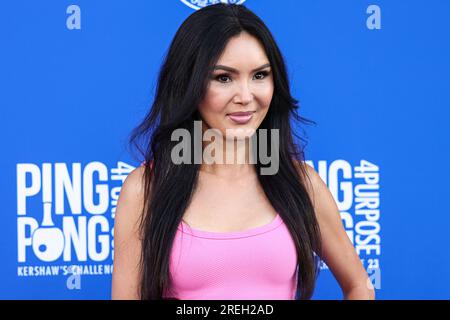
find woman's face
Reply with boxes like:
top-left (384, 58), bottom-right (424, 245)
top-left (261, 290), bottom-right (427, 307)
top-left (198, 31), bottom-right (274, 140)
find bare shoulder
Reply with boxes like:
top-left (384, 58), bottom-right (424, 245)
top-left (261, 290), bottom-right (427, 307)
top-left (293, 160), bottom-right (324, 207)
top-left (121, 165), bottom-right (146, 201)
top-left (111, 164), bottom-right (147, 299)
top-left (115, 165), bottom-right (147, 235)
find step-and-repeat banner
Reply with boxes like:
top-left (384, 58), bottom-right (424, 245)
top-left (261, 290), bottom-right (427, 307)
top-left (1, 0), bottom-right (449, 299)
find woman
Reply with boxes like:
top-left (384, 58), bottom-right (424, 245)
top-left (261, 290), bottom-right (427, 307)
top-left (111, 3), bottom-right (375, 300)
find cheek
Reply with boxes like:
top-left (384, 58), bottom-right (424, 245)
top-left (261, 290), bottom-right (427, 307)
top-left (199, 86), bottom-right (230, 114)
top-left (197, 87), bottom-right (232, 131)
top-left (256, 85), bottom-right (274, 109)
top-left (263, 90), bottom-right (274, 107)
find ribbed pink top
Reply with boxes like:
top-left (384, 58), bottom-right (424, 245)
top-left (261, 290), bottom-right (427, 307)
top-left (140, 161), bottom-right (298, 299)
top-left (163, 213), bottom-right (299, 300)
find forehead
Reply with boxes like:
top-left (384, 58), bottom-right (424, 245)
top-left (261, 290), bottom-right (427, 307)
top-left (216, 32), bottom-right (269, 68)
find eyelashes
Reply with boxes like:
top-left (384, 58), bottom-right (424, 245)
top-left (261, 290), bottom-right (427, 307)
top-left (213, 70), bottom-right (271, 83)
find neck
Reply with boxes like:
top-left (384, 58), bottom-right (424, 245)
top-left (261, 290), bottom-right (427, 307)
top-left (200, 122), bottom-right (257, 178)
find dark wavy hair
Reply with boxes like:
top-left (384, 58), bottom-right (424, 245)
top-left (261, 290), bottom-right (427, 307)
top-left (128, 3), bottom-right (322, 300)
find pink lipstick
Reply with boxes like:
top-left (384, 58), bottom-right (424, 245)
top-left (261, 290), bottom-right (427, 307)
top-left (227, 111), bottom-right (254, 124)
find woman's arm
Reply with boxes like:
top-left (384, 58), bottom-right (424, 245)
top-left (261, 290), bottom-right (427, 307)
top-left (111, 166), bottom-right (146, 300)
top-left (300, 162), bottom-right (375, 300)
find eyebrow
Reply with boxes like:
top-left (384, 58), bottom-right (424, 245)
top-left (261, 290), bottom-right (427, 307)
top-left (211, 63), bottom-right (271, 74)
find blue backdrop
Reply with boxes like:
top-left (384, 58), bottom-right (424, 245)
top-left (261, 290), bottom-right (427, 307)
top-left (1, 0), bottom-right (449, 299)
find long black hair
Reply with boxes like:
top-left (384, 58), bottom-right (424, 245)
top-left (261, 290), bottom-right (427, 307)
top-left (128, 3), bottom-right (322, 300)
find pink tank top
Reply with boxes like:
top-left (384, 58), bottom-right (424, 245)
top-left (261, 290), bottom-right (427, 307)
top-left (140, 161), bottom-right (299, 299)
top-left (164, 213), bottom-right (299, 300)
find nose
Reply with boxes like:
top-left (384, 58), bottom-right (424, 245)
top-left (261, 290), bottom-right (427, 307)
top-left (233, 81), bottom-right (254, 105)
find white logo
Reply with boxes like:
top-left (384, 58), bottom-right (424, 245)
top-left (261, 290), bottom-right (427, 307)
top-left (305, 159), bottom-right (381, 277)
top-left (16, 161), bottom-right (134, 280)
top-left (180, 0), bottom-right (247, 10)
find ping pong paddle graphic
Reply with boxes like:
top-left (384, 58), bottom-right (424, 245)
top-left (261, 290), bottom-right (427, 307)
top-left (31, 202), bottom-right (65, 262)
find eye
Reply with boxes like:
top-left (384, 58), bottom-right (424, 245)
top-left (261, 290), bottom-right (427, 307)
top-left (213, 70), bottom-right (271, 83)
top-left (253, 71), bottom-right (270, 80)
top-left (214, 74), bottom-right (232, 83)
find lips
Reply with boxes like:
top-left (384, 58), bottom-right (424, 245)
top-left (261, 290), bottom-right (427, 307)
top-left (227, 111), bottom-right (254, 116)
top-left (227, 111), bottom-right (255, 124)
